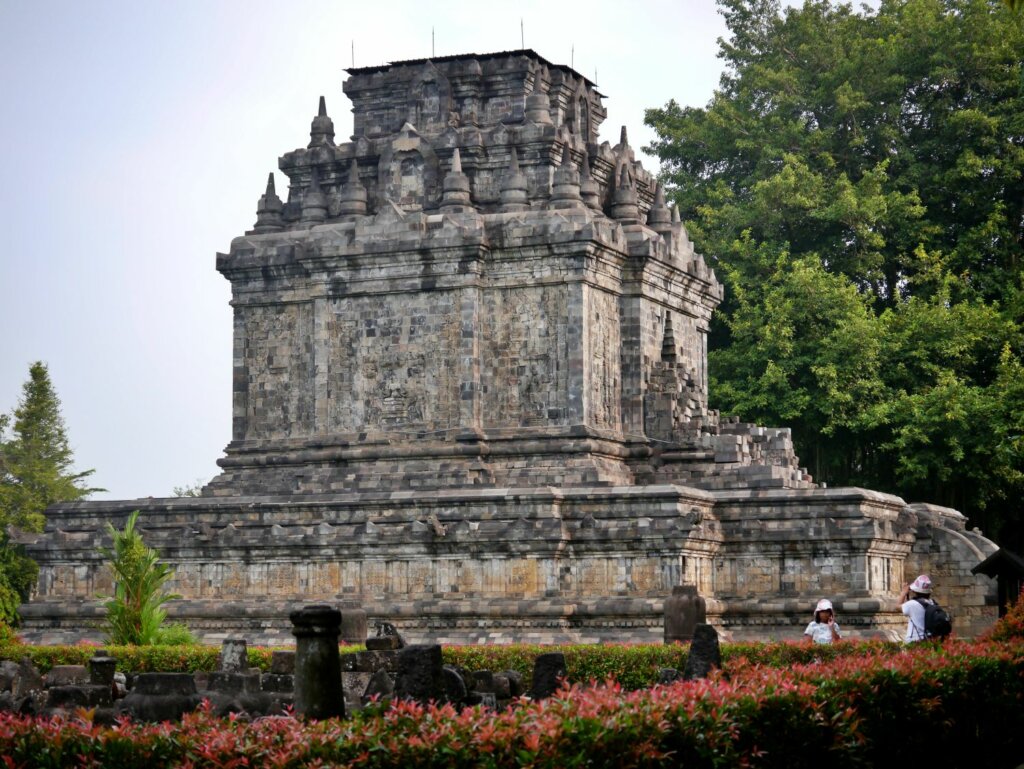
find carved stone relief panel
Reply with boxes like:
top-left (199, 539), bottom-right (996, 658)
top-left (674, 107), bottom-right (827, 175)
top-left (241, 303), bottom-right (314, 440)
top-left (588, 289), bottom-right (622, 430)
top-left (326, 294), bottom-right (461, 434)
top-left (481, 285), bottom-right (570, 428)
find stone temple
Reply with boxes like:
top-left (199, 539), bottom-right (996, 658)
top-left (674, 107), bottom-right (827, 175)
top-left (20, 51), bottom-right (997, 644)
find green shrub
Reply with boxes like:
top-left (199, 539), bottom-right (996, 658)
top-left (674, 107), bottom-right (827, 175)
top-left (0, 618), bottom-right (19, 647)
top-left (0, 640), bottom-right (1022, 767)
top-left (152, 622), bottom-right (196, 646)
top-left (0, 641), bottom-right (364, 673)
top-left (100, 510), bottom-right (186, 646)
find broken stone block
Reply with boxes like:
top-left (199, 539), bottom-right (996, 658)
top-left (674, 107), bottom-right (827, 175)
top-left (118, 673), bottom-right (201, 722)
top-left (12, 658), bottom-right (44, 699)
top-left (501, 669), bottom-right (525, 698)
top-left (46, 683), bottom-right (111, 709)
top-left (45, 665), bottom-right (89, 687)
top-left (270, 650), bottom-right (295, 675)
top-left (207, 671), bottom-right (261, 695)
top-left (362, 668), bottom-right (394, 703)
top-left (394, 644), bottom-right (444, 705)
top-left (664, 584), bottom-right (707, 644)
top-left (530, 652), bottom-right (567, 700)
top-left (89, 656), bottom-right (117, 687)
top-left (0, 660), bottom-right (20, 692)
top-left (442, 665), bottom-right (467, 705)
top-left (683, 624), bottom-right (721, 680)
top-left (261, 674), bottom-right (294, 694)
top-left (220, 639), bottom-right (249, 673)
top-left (340, 609), bottom-right (368, 645)
top-left (132, 673), bottom-right (197, 696)
top-left (657, 668), bottom-right (682, 685)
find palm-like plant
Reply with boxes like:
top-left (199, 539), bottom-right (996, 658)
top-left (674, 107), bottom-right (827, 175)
top-left (100, 511), bottom-right (182, 645)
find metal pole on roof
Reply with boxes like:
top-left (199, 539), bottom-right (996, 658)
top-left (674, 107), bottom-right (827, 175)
top-left (351, 40), bottom-right (354, 67)
top-left (432, 27), bottom-right (435, 58)
top-left (521, 19), bottom-right (524, 49)
top-left (571, 44), bottom-right (574, 70)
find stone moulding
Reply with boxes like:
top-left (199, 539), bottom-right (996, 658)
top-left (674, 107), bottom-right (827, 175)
top-left (22, 485), bottom-right (995, 644)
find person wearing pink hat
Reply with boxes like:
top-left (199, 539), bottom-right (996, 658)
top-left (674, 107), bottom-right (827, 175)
top-left (900, 574), bottom-right (935, 642)
top-left (804, 599), bottom-right (842, 644)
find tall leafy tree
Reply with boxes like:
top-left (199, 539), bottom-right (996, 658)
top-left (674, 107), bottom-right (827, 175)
top-left (0, 361), bottom-right (100, 623)
top-left (646, 0), bottom-right (1024, 544)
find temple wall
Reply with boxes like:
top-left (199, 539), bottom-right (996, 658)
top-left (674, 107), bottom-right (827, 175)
top-left (22, 486), bottom-right (995, 646)
top-left (480, 283), bottom-right (576, 428)
top-left (583, 285), bottom-right (622, 431)
top-left (323, 292), bottom-right (463, 434)
top-left (239, 302), bottom-right (315, 440)
top-left (903, 503), bottom-right (998, 638)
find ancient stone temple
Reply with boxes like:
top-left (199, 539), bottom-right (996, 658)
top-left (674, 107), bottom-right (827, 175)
top-left (19, 51), bottom-right (997, 644)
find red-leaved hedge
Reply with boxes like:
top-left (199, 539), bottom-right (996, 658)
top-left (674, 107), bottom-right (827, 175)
top-left (1, 640), bottom-right (1022, 768)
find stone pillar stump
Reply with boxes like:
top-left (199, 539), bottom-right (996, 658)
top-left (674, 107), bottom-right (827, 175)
top-left (290, 605), bottom-right (344, 719)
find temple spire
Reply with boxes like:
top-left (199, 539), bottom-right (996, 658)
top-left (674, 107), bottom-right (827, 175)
top-left (549, 142), bottom-right (583, 210)
top-left (309, 96), bottom-right (335, 148)
top-left (252, 172), bottom-right (284, 233)
top-left (525, 79), bottom-right (553, 124)
top-left (440, 148), bottom-right (473, 212)
top-left (300, 166), bottom-right (327, 224)
top-left (337, 158), bottom-right (368, 218)
top-left (647, 182), bottom-right (672, 231)
top-left (579, 152), bottom-right (601, 211)
top-left (500, 147), bottom-right (530, 212)
top-left (610, 164), bottom-right (639, 223)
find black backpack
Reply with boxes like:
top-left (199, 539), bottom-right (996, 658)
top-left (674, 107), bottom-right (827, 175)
top-left (916, 598), bottom-right (953, 639)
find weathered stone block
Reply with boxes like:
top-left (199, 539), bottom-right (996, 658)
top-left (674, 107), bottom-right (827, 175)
top-left (531, 652), bottom-right (567, 700)
top-left (394, 644), bottom-right (444, 705)
top-left (45, 665), bottom-right (88, 687)
top-left (683, 624), bottom-right (721, 680)
top-left (270, 650), bottom-right (295, 675)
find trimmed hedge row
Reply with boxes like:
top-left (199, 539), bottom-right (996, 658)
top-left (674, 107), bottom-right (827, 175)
top-left (0, 642), bottom-right (363, 674)
top-left (1, 641), bottom-right (1022, 767)
top-left (0, 638), bottom-right (907, 690)
top-left (443, 639), bottom-right (908, 690)
top-left (0, 637), bottom-right (924, 690)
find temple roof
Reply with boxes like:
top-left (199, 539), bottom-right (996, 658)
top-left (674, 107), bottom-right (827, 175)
top-left (346, 48), bottom-right (603, 94)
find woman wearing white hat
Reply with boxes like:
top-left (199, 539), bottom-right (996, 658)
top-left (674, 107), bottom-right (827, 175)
top-left (804, 599), bottom-right (842, 644)
top-left (900, 574), bottom-right (934, 642)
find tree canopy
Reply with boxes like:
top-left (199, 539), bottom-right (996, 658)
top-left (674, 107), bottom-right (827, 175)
top-left (0, 361), bottom-right (99, 623)
top-left (646, 0), bottom-right (1024, 545)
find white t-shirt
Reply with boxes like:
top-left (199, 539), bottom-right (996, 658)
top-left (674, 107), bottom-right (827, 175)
top-left (902, 598), bottom-right (932, 642)
top-left (804, 621), bottom-right (841, 644)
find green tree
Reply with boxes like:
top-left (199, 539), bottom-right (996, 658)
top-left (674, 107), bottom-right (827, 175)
top-left (100, 510), bottom-right (192, 646)
top-left (0, 362), bottom-right (100, 624)
top-left (0, 362), bottom-right (99, 530)
top-left (646, 0), bottom-right (1024, 544)
top-left (710, 239), bottom-right (885, 482)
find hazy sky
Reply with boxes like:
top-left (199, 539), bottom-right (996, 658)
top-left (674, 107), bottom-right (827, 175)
top-left (0, 0), bottom-right (730, 500)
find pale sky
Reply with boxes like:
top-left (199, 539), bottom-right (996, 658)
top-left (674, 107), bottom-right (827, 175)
top-left (0, 0), bottom-right (729, 500)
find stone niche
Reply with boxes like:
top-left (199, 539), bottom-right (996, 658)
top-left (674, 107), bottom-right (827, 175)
top-left (19, 50), bottom-right (997, 644)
